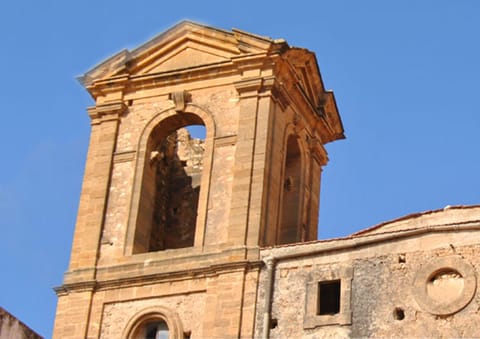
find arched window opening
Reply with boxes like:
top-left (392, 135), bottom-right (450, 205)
top-left (123, 307), bottom-right (185, 339)
top-left (278, 135), bottom-right (302, 245)
top-left (143, 320), bottom-right (169, 339)
top-left (133, 115), bottom-right (206, 253)
top-left (186, 124), bottom-right (206, 139)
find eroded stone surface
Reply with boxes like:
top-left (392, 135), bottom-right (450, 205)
top-left (256, 239), bottom-right (480, 339)
top-left (0, 307), bottom-right (43, 339)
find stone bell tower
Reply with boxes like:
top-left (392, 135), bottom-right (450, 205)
top-left (53, 21), bottom-right (344, 338)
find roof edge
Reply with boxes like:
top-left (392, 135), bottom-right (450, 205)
top-left (352, 204), bottom-right (480, 236)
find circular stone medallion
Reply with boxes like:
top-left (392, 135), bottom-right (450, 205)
top-left (413, 256), bottom-right (476, 315)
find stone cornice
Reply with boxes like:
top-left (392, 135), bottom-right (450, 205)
top-left (234, 75), bottom-right (289, 106)
top-left (231, 52), bottom-right (273, 72)
top-left (84, 53), bottom-right (277, 101)
top-left (87, 101), bottom-right (127, 123)
top-left (233, 77), bottom-right (264, 97)
top-left (55, 259), bottom-right (263, 295)
top-left (86, 74), bottom-right (129, 99)
top-left (113, 150), bottom-right (136, 163)
top-left (268, 79), bottom-right (290, 111)
top-left (308, 138), bottom-right (329, 165)
top-left (274, 55), bottom-right (344, 144)
top-left (54, 280), bottom-right (96, 296)
top-left (261, 221), bottom-right (480, 262)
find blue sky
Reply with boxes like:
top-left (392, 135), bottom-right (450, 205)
top-left (0, 1), bottom-right (479, 337)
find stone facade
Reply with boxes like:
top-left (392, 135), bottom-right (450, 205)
top-left (54, 21), bottom-right (480, 338)
top-left (0, 307), bottom-right (43, 339)
top-left (256, 206), bottom-right (480, 338)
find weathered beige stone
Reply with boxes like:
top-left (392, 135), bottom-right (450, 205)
top-left (54, 20), bottom-right (480, 339)
top-left (0, 307), bottom-right (43, 339)
top-left (54, 20), bottom-right (343, 338)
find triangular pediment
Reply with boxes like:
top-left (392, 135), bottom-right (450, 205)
top-left (80, 21), bottom-right (282, 86)
top-left (149, 45), bottom-right (229, 73)
top-left (283, 49), bottom-right (325, 110)
top-left (281, 48), bottom-right (345, 142)
top-left (133, 39), bottom-right (234, 75)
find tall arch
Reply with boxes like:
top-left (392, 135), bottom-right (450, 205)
top-left (277, 130), bottom-right (307, 245)
top-left (126, 104), bottom-right (215, 254)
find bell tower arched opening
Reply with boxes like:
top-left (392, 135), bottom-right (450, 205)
top-left (133, 113), bottom-right (206, 253)
top-left (278, 134), bottom-right (303, 245)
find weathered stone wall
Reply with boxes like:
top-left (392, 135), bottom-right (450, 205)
top-left (97, 86), bottom-right (240, 264)
top-left (100, 292), bottom-right (206, 338)
top-left (0, 307), bottom-right (43, 339)
top-left (204, 142), bottom-right (235, 246)
top-left (350, 247), bottom-right (480, 338)
top-left (256, 231), bottom-right (480, 338)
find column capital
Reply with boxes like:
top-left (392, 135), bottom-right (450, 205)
top-left (234, 77), bottom-right (263, 98)
top-left (309, 137), bottom-right (328, 165)
top-left (234, 76), bottom-right (289, 108)
top-left (87, 101), bottom-right (127, 123)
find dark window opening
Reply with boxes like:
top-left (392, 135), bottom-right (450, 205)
top-left (144, 320), bottom-right (169, 339)
top-left (284, 177), bottom-right (293, 191)
top-left (317, 280), bottom-right (341, 315)
top-left (393, 307), bottom-right (405, 320)
top-left (270, 318), bottom-right (278, 329)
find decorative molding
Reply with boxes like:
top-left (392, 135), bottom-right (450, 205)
top-left (234, 75), bottom-right (292, 112)
top-left (308, 137), bottom-right (328, 166)
top-left (412, 256), bottom-right (476, 315)
top-left (270, 81), bottom-right (289, 111)
top-left (122, 306), bottom-right (185, 339)
top-left (234, 77), bottom-right (263, 97)
top-left (57, 259), bottom-right (262, 294)
top-left (113, 150), bottom-right (136, 163)
top-left (231, 53), bottom-right (271, 73)
top-left (54, 280), bottom-right (96, 296)
top-left (304, 266), bottom-right (353, 329)
top-left (87, 101), bottom-right (127, 122)
top-left (214, 134), bottom-right (237, 147)
top-left (86, 74), bottom-right (129, 98)
top-left (168, 90), bottom-right (192, 112)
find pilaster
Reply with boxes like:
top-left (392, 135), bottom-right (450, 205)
top-left (67, 102), bottom-right (126, 280)
top-left (228, 77), bottom-right (264, 246)
top-left (53, 285), bottom-right (95, 339)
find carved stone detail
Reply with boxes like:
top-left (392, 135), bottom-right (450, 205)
top-left (169, 90), bottom-right (192, 112)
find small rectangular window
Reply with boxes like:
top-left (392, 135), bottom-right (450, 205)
top-left (317, 280), bottom-right (341, 315)
top-left (304, 268), bottom-right (352, 329)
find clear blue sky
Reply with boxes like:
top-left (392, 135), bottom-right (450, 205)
top-left (0, 1), bottom-right (479, 337)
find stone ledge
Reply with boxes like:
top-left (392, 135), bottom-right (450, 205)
top-left (59, 246), bottom-right (263, 293)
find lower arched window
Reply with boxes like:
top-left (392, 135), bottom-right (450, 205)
top-left (123, 306), bottom-right (185, 339)
top-left (135, 320), bottom-right (169, 339)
